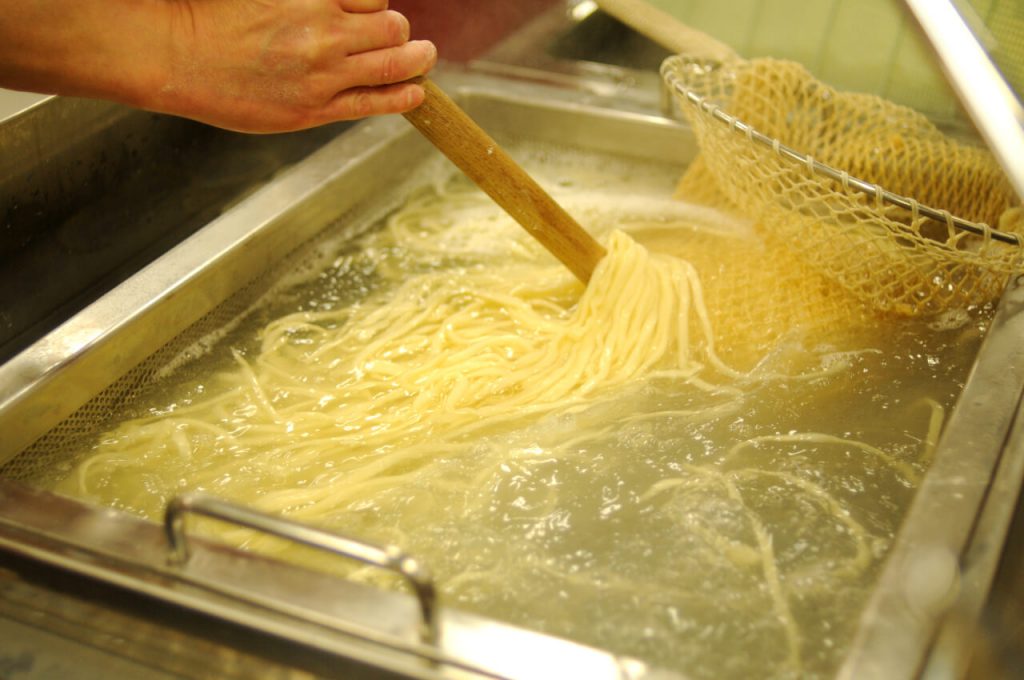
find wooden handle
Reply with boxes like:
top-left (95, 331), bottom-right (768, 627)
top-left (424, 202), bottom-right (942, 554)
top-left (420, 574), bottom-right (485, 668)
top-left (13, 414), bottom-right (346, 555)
top-left (403, 79), bottom-right (606, 284)
top-left (595, 0), bottom-right (738, 62)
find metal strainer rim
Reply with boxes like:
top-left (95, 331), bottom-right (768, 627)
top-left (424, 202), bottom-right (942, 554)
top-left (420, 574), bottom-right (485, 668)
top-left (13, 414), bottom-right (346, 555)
top-left (660, 54), bottom-right (1023, 248)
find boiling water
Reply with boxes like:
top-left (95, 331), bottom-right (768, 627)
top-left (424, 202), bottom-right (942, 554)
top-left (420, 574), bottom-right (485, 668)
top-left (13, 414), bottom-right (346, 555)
top-left (36, 148), bottom-right (984, 679)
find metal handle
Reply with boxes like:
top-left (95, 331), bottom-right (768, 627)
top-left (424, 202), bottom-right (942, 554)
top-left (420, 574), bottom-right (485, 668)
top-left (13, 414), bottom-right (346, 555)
top-left (164, 492), bottom-right (438, 646)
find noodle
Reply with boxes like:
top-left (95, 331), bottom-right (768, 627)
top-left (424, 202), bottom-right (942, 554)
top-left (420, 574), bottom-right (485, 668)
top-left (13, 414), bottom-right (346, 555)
top-left (62, 225), bottom-right (730, 517)
top-left (47, 161), bottom-right (972, 679)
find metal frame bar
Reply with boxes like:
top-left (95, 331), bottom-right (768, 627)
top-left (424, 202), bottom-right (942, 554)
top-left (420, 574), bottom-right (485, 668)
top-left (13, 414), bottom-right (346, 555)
top-left (901, 0), bottom-right (1024, 202)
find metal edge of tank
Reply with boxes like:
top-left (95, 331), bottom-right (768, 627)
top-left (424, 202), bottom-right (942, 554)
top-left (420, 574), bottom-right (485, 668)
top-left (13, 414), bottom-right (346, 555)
top-left (837, 273), bottom-right (1024, 680)
top-left (472, 0), bottom-right (667, 111)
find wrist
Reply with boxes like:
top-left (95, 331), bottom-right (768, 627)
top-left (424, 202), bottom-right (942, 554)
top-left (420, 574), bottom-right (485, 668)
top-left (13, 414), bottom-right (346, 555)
top-left (0, 0), bottom-right (173, 110)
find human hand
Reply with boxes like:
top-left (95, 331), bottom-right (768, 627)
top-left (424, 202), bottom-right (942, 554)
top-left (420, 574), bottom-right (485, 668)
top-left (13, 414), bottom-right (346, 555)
top-left (157, 0), bottom-right (437, 132)
top-left (0, 0), bottom-right (436, 133)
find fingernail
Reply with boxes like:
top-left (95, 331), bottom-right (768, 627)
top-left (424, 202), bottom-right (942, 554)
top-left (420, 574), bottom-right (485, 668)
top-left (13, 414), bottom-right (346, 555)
top-left (419, 40), bottom-right (437, 63)
top-left (409, 85), bottom-right (424, 108)
top-left (390, 11), bottom-right (410, 42)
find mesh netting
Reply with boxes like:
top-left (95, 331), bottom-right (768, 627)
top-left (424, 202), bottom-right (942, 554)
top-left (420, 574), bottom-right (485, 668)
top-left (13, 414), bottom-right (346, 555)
top-left (625, 217), bottom-right (871, 371)
top-left (662, 56), bottom-right (1024, 316)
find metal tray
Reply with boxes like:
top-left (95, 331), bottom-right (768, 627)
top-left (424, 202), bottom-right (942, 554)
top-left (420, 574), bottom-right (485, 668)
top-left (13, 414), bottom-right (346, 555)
top-left (0, 67), bottom-right (1022, 680)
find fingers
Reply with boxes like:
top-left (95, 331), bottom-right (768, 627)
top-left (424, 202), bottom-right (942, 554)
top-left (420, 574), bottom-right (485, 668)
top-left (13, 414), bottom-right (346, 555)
top-left (323, 81), bottom-right (425, 120)
top-left (338, 10), bottom-right (410, 55)
top-left (337, 39), bottom-right (436, 89)
top-left (337, 0), bottom-right (389, 13)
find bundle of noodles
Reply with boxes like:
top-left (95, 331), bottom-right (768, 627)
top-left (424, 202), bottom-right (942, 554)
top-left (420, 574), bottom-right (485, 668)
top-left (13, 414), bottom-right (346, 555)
top-left (58, 222), bottom-right (737, 525)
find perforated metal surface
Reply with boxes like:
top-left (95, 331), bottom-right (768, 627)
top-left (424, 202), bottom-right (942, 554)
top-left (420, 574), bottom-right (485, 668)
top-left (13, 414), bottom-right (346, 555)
top-left (0, 201), bottom-right (392, 485)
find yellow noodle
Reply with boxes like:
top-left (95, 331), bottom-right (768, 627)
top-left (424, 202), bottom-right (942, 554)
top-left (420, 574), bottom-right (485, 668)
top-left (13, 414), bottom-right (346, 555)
top-left (722, 432), bottom-right (920, 484)
top-left (49, 173), bottom-right (953, 680)
top-left (916, 397), bottom-right (946, 465)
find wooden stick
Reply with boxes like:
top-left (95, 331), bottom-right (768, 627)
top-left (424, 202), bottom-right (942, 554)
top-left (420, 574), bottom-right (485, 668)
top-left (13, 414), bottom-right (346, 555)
top-left (595, 0), bottom-right (738, 62)
top-left (403, 79), bottom-right (606, 284)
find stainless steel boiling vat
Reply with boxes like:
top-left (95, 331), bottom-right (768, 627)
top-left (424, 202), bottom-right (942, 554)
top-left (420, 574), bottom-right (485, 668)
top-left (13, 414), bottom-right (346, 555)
top-left (0, 53), bottom-right (1022, 680)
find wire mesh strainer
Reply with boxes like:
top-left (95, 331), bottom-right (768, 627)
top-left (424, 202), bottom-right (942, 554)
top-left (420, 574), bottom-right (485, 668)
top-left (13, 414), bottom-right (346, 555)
top-left (660, 54), bottom-right (1024, 316)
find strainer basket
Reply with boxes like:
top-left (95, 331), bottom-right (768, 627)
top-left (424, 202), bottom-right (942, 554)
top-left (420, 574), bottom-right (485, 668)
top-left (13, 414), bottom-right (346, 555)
top-left (661, 54), bottom-right (1024, 316)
